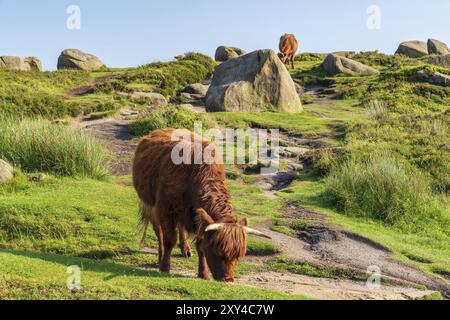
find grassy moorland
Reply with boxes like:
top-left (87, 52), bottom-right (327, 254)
top-left (0, 50), bottom-right (449, 299)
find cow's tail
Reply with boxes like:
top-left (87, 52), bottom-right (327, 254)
top-left (138, 201), bottom-right (153, 231)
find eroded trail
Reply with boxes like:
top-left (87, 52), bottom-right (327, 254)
top-left (77, 107), bottom-right (448, 300)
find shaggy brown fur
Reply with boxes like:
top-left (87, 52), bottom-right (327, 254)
top-left (133, 129), bottom-right (248, 282)
top-left (278, 34), bottom-right (299, 69)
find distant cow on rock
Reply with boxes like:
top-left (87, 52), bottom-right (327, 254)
top-left (278, 34), bottom-right (299, 69)
top-left (133, 129), bottom-right (270, 282)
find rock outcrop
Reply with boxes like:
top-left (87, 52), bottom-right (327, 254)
top-left (0, 56), bottom-right (42, 71)
top-left (427, 39), bottom-right (450, 55)
top-left (415, 70), bottom-right (450, 87)
top-left (0, 159), bottom-right (14, 184)
top-left (57, 49), bottom-right (104, 71)
top-left (206, 49), bottom-right (302, 113)
top-left (215, 46), bottom-right (246, 62)
top-left (427, 54), bottom-right (450, 68)
top-left (321, 54), bottom-right (379, 76)
top-left (395, 41), bottom-right (429, 58)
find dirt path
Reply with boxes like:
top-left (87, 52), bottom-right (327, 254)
top-left (76, 116), bottom-right (137, 175)
top-left (76, 104), bottom-right (448, 300)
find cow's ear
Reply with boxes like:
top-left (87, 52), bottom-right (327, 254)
top-left (240, 218), bottom-right (249, 227)
top-left (195, 208), bottom-right (214, 227)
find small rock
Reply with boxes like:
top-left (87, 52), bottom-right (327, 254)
top-left (27, 174), bottom-right (46, 183)
top-left (289, 163), bottom-right (304, 172)
top-left (0, 159), bottom-right (14, 184)
top-left (183, 83), bottom-right (210, 96)
top-left (215, 46), bottom-right (246, 62)
top-left (131, 92), bottom-right (168, 107)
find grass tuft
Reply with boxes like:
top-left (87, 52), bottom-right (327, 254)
top-left (0, 117), bottom-right (109, 179)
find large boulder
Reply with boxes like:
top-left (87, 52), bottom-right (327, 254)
top-left (57, 49), bottom-right (104, 71)
top-left (0, 56), bottom-right (42, 71)
top-left (427, 39), bottom-right (450, 55)
top-left (427, 54), bottom-right (450, 68)
top-left (206, 49), bottom-right (302, 113)
top-left (395, 41), bottom-right (428, 58)
top-left (321, 54), bottom-right (380, 76)
top-left (0, 159), bottom-right (14, 184)
top-left (215, 46), bottom-right (246, 62)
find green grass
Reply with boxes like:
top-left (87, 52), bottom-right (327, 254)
top-left (0, 173), bottom-right (302, 299)
top-left (0, 69), bottom-right (90, 118)
top-left (213, 101), bottom-right (363, 140)
top-left (0, 249), bottom-right (298, 300)
top-left (0, 118), bottom-right (109, 179)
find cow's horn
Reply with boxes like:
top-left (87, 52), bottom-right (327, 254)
top-left (243, 227), bottom-right (272, 239)
top-left (205, 224), bottom-right (225, 232)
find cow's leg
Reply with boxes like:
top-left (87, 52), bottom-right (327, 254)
top-left (160, 223), bottom-right (177, 273)
top-left (291, 55), bottom-right (295, 69)
top-left (196, 241), bottom-right (211, 280)
top-left (152, 223), bottom-right (163, 265)
top-left (179, 227), bottom-right (192, 258)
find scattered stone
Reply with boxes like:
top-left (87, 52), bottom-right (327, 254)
top-left (215, 46), bottom-right (246, 62)
top-left (57, 49), bottom-right (104, 71)
top-left (130, 92), bottom-right (168, 107)
top-left (183, 83), bottom-right (210, 96)
top-left (415, 70), bottom-right (450, 87)
top-left (395, 41), bottom-right (428, 58)
top-left (282, 147), bottom-right (310, 157)
top-left (321, 54), bottom-right (380, 76)
top-left (288, 163), bottom-right (304, 172)
top-left (427, 54), bottom-right (450, 68)
top-left (427, 39), bottom-right (450, 55)
top-left (206, 49), bottom-right (302, 113)
top-left (0, 56), bottom-right (43, 71)
top-left (0, 159), bottom-right (14, 184)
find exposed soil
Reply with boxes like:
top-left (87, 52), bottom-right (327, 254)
top-left (77, 116), bottom-right (137, 175)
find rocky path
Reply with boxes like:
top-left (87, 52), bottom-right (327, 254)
top-left (77, 106), bottom-right (449, 300)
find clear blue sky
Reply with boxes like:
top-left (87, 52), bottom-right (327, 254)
top-left (1, 0), bottom-right (449, 70)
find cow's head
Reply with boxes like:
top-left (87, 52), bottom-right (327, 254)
top-left (196, 209), bottom-right (270, 282)
top-left (278, 52), bottom-right (288, 64)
